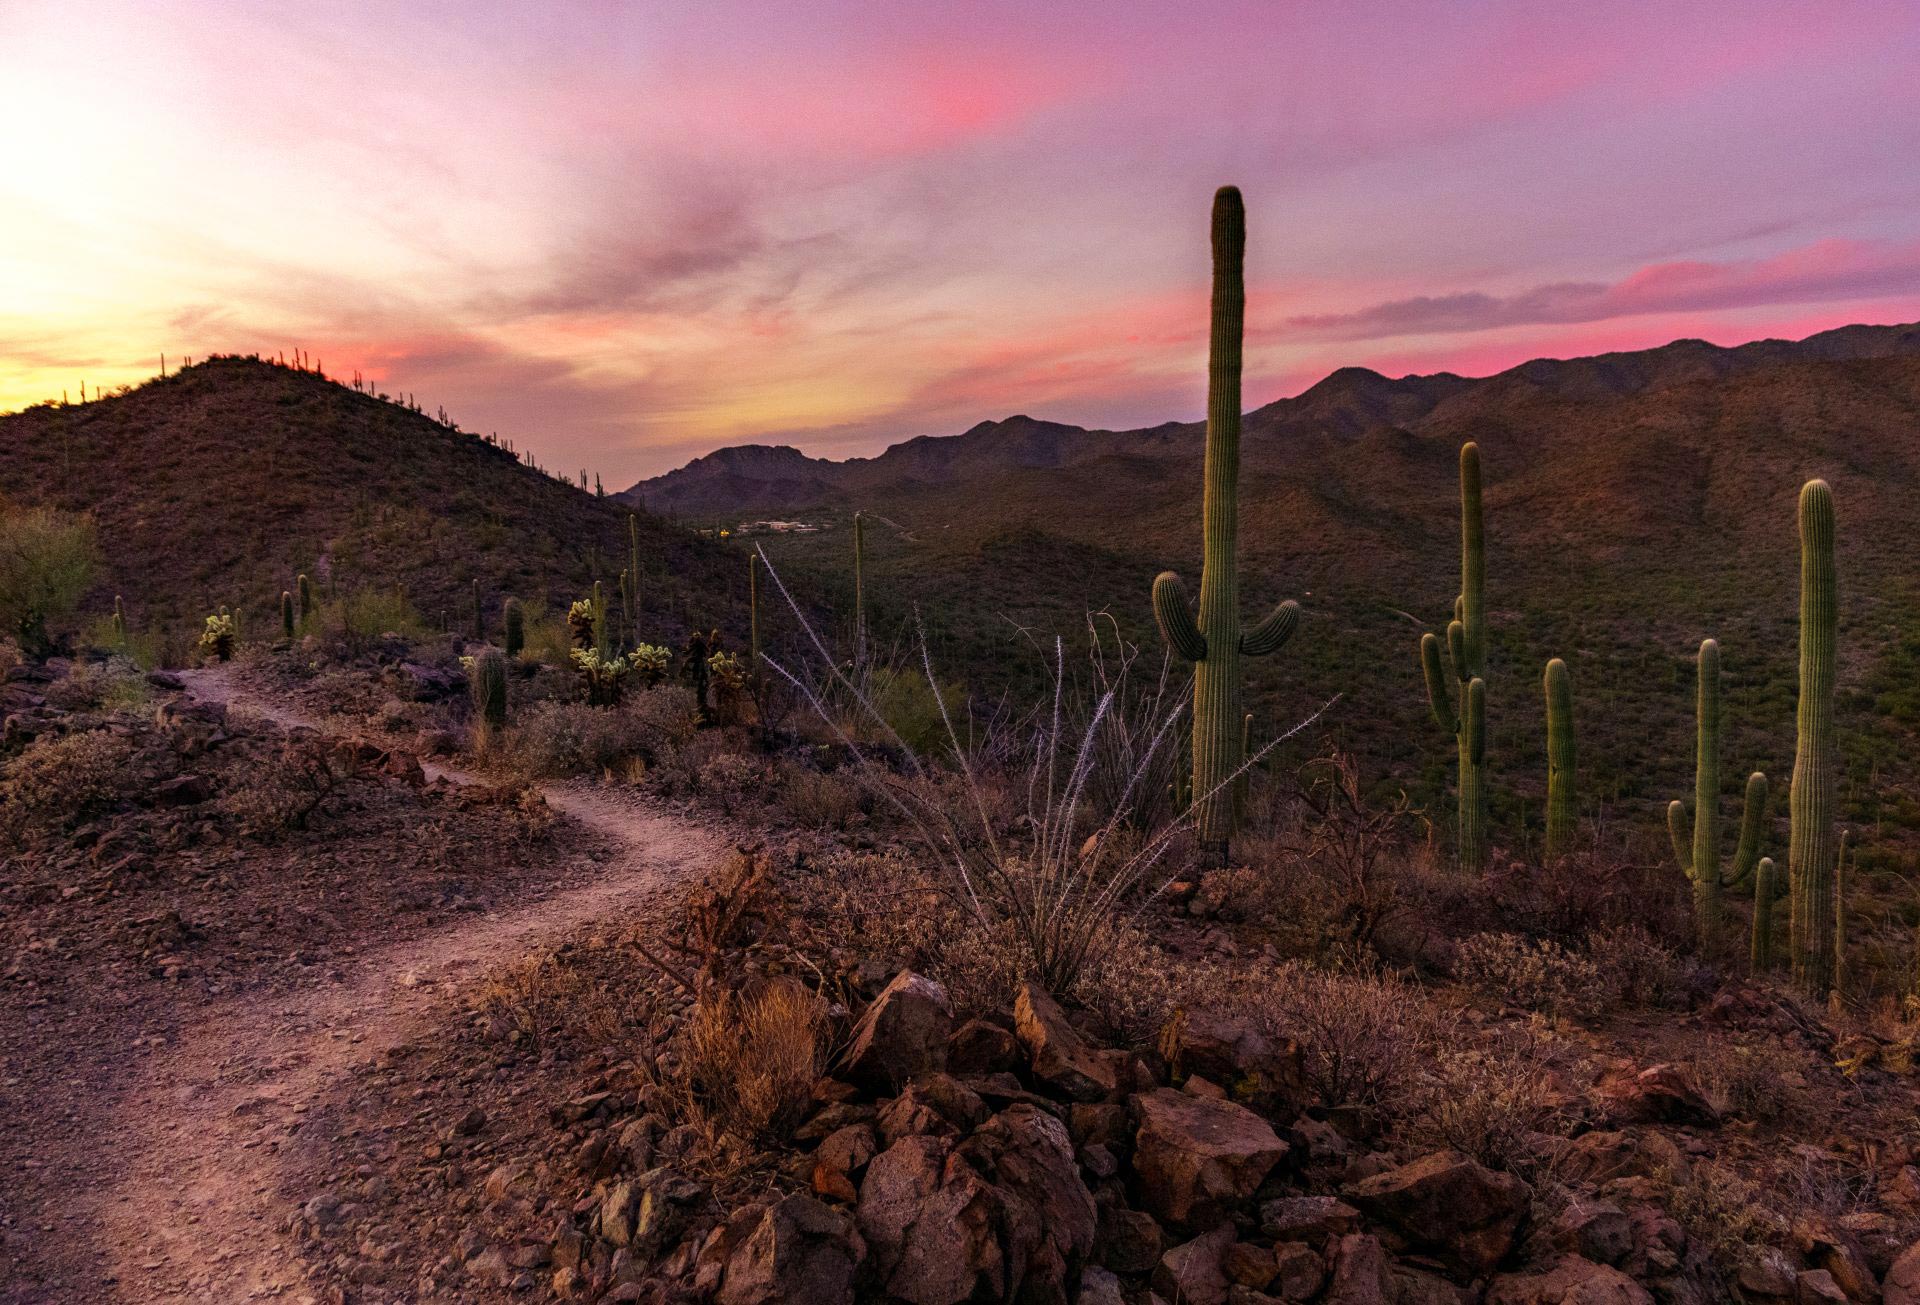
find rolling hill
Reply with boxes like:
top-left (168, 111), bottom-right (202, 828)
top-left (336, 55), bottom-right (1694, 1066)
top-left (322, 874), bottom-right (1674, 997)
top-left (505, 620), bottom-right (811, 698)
top-left (0, 356), bottom-right (753, 657)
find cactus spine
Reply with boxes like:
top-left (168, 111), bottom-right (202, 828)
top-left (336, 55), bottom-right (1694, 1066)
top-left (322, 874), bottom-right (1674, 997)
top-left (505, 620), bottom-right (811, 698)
top-left (1543, 658), bottom-right (1576, 861)
top-left (281, 590), bottom-right (295, 641)
top-left (1419, 443), bottom-right (1489, 873)
top-left (503, 596), bottom-right (524, 659)
top-left (1750, 856), bottom-right (1779, 970)
top-left (1667, 639), bottom-right (1769, 945)
top-left (1790, 479), bottom-right (1838, 995)
top-left (471, 646), bottom-right (507, 741)
top-left (1150, 187), bottom-right (1303, 863)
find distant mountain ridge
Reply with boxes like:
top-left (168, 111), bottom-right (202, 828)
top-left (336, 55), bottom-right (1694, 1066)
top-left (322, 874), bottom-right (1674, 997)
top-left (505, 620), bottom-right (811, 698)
top-left (622, 322), bottom-right (1920, 515)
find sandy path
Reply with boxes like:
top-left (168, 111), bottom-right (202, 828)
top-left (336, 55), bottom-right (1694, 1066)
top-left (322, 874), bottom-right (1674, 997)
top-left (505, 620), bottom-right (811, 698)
top-left (64, 667), bottom-right (725, 1303)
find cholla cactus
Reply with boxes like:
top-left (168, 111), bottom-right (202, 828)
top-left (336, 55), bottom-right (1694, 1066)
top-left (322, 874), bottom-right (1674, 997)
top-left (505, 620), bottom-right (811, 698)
top-left (710, 650), bottom-right (749, 725)
top-left (471, 646), bottom-right (507, 738)
top-left (570, 646), bottom-right (633, 706)
top-left (198, 611), bottom-right (236, 662)
top-left (630, 643), bottom-right (671, 688)
top-left (503, 597), bottom-right (525, 659)
top-left (566, 598), bottom-right (596, 653)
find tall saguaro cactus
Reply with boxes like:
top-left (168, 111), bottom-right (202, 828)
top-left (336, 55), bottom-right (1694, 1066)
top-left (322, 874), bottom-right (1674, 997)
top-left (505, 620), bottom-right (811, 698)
top-left (1790, 479), bottom-right (1838, 995)
top-left (1667, 638), bottom-right (1769, 945)
top-left (1150, 186), bottom-right (1303, 863)
top-left (503, 597), bottom-right (525, 659)
top-left (281, 590), bottom-right (296, 641)
top-left (297, 572), bottom-right (313, 624)
top-left (1751, 856), bottom-right (1779, 970)
top-left (1543, 658), bottom-right (1576, 861)
top-left (1419, 442), bottom-right (1489, 874)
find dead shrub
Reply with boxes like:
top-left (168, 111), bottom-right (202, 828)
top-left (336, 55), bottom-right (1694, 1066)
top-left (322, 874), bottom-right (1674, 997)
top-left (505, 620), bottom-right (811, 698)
top-left (1408, 1033), bottom-right (1568, 1174)
top-left (777, 763), bottom-right (866, 830)
top-left (682, 980), bottom-right (829, 1147)
top-left (217, 739), bottom-right (343, 838)
top-left (696, 751), bottom-right (762, 812)
top-left (1455, 932), bottom-right (1607, 1021)
top-left (476, 948), bottom-right (652, 1054)
top-left (1282, 751), bottom-right (1423, 955)
top-left (1678, 1033), bottom-right (1818, 1125)
top-left (1586, 923), bottom-right (1688, 1008)
top-left (2, 729), bottom-right (137, 840)
top-left (1254, 959), bottom-right (1450, 1115)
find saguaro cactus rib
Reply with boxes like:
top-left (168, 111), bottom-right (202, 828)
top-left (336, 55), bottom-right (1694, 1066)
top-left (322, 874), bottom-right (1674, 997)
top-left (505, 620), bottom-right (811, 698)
top-left (1790, 479), bottom-right (1838, 995)
top-left (1148, 186), bottom-right (1304, 863)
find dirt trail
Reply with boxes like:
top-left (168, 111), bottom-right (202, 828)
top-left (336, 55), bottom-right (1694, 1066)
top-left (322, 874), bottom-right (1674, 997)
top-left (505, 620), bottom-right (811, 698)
top-left (63, 667), bottom-right (725, 1303)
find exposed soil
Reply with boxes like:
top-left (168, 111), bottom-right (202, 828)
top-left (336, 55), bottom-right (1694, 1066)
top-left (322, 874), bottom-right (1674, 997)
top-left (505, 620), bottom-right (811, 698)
top-left (0, 666), bottom-right (727, 1303)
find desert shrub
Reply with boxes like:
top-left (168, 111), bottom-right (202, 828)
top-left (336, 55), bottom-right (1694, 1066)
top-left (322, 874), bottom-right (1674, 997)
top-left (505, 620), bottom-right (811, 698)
top-left (624, 685), bottom-right (702, 752)
top-left (1455, 932), bottom-right (1607, 1020)
top-left (44, 660), bottom-right (151, 715)
top-left (1586, 923), bottom-right (1688, 1008)
top-left (307, 668), bottom-right (389, 720)
top-left (1073, 922), bottom-right (1223, 1047)
top-left (682, 980), bottom-right (829, 1147)
top-left (2, 729), bottom-right (137, 839)
top-left (1666, 1161), bottom-right (1789, 1268)
top-left (1457, 850), bottom-right (1693, 952)
top-left (1408, 1035), bottom-right (1567, 1173)
top-left (217, 739), bottom-right (343, 838)
top-left (477, 949), bottom-right (653, 1053)
top-left (310, 585), bottom-right (430, 657)
top-left (1254, 960), bottom-right (1449, 1115)
top-left (696, 751), bottom-right (762, 811)
top-left (498, 701), bottom-right (650, 778)
top-left (777, 763), bottom-right (867, 830)
top-left (861, 666), bottom-right (955, 756)
top-left (1678, 1034), bottom-right (1818, 1124)
top-left (0, 505), bottom-right (96, 658)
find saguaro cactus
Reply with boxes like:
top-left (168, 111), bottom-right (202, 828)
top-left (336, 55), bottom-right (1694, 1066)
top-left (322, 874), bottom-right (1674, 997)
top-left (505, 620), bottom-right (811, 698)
top-left (1750, 856), bottom-right (1779, 970)
top-left (297, 572), bottom-right (313, 624)
top-left (281, 590), bottom-right (296, 641)
top-left (1790, 479), bottom-right (1838, 995)
top-left (1543, 658), bottom-right (1576, 861)
top-left (1667, 638), bottom-right (1769, 945)
top-left (1419, 443), bottom-right (1489, 874)
top-left (1150, 186), bottom-right (1303, 863)
top-left (471, 646), bottom-right (507, 740)
top-left (503, 597), bottom-right (525, 658)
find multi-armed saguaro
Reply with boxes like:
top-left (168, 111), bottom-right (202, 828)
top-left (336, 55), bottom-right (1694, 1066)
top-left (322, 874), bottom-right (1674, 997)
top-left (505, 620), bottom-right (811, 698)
top-left (1667, 638), bottom-right (1768, 946)
top-left (1150, 186), bottom-right (1303, 864)
top-left (1790, 479), bottom-right (1838, 994)
top-left (1419, 442), bottom-right (1489, 874)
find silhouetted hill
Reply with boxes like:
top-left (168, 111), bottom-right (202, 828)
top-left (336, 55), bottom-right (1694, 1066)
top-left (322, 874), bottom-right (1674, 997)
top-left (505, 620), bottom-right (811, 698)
top-left (0, 357), bottom-right (749, 651)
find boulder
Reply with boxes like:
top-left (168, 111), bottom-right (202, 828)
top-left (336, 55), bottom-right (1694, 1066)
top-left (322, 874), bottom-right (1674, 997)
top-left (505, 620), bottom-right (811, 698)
top-left (1800, 1271), bottom-right (1852, 1305)
top-left (1260, 1196), bottom-right (1363, 1246)
top-left (1096, 1205), bottom-right (1165, 1274)
top-left (1343, 1150), bottom-right (1530, 1274)
top-left (812, 1124), bottom-right (878, 1204)
top-left (949, 1018), bottom-right (1021, 1076)
top-left (1593, 1065), bottom-right (1718, 1128)
top-left (1155, 1225), bottom-right (1237, 1305)
top-left (1133, 1088), bottom-right (1288, 1227)
top-left (1325, 1233), bottom-right (1392, 1305)
top-left (843, 973), bottom-right (953, 1093)
top-left (717, 1194), bottom-right (863, 1305)
top-left (958, 1104), bottom-right (1098, 1300)
top-left (1485, 1256), bottom-right (1653, 1305)
top-left (1547, 1199), bottom-right (1633, 1267)
top-left (1225, 1241), bottom-right (1278, 1290)
top-left (1271, 1242), bottom-right (1327, 1301)
top-left (1078, 1265), bottom-right (1129, 1305)
top-left (1163, 1009), bottom-right (1295, 1099)
top-left (1884, 1241), bottom-right (1920, 1305)
top-left (1016, 983), bottom-right (1119, 1102)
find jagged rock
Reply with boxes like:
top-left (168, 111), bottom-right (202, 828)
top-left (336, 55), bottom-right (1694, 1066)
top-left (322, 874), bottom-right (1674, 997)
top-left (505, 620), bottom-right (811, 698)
top-left (1557, 1130), bottom-right (1691, 1185)
top-left (877, 1074), bottom-right (990, 1146)
top-left (1096, 1205), bottom-right (1164, 1274)
top-left (959, 1104), bottom-right (1098, 1300)
top-left (1800, 1271), bottom-right (1852, 1305)
top-left (152, 773), bottom-right (212, 806)
top-left (1326, 1233), bottom-right (1391, 1305)
top-left (1078, 1265), bottom-right (1129, 1305)
top-left (1343, 1150), bottom-right (1530, 1275)
top-left (716, 1194), bottom-right (862, 1305)
top-left (1271, 1242), bottom-right (1326, 1301)
top-left (1261, 1196), bottom-right (1363, 1246)
top-left (1794, 1221), bottom-right (1880, 1303)
top-left (1016, 983), bottom-right (1118, 1102)
top-left (843, 972), bottom-right (953, 1093)
top-left (1548, 1198), bottom-right (1633, 1266)
top-left (1394, 1264), bottom-right (1470, 1305)
top-left (812, 1124), bottom-right (878, 1203)
top-left (1884, 1241), bottom-right (1920, 1305)
top-left (1593, 1065), bottom-right (1718, 1128)
top-left (1485, 1256), bottom-right (1653, 1305)
top-left (1163, 1009), bottom-right (1294, 1099)
top-left (1133, 1088), bottom-right (1288, 1227)
top-left (1225, 1240), bottom-right (1278, 1289)
top-left (1070, 1104), bottom-right (1131, 1152)
top-left (1739, 1256), bottom-right (1799, 1300)
top-left (1289, 1115), bottom-right (1352, 1168)
top-left (1155, 1225), bottom-right (1236, 1305)
top-left (948, 1019), bottom-right (1021, 1076)
top-left (1836, 1214), bottom-right (1905, 1277)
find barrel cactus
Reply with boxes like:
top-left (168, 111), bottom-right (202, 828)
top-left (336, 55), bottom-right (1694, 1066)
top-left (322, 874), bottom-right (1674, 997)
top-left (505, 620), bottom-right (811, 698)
top-left (1419, 442), bottom-right (1489, 874)
top-left (503, 597), bottom-right (525, 659)
top-left (1149, 186), bottom-right (1303, 864)
top-left (1667, 638), bottom-right (1768, 946)
top-left (471, 646), bottom-right (508, 738)
top-left (1543, 658), bottom-right (1576, 861)
top-left (1789, 479), bottom-right (1838, 995)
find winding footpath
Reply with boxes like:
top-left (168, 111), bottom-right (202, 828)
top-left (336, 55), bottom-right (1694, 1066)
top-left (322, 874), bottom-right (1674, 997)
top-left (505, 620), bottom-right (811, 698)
top-left (38, 667), bottom-right (725, 1302)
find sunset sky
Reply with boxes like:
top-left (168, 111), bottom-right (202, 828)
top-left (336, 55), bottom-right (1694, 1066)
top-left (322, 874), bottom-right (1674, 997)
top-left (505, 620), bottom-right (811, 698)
top-left (3, 1), bottom-right (1918, 483)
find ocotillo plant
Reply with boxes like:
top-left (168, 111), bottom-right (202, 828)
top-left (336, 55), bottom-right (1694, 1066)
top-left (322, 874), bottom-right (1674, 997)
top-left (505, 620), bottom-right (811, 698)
top-left (1667, 638), bottom-right (1769, 945)
top-left (471, 579), bottom-right (484, 642)
top-left (1790, 479), bottom-right (1838, 995)
top-left (1150, 186), bottom-right (1303, 863)
top-left (1543, 658), bottom-right (1576, 861)
top-left (1419, 442), bottom-right (1489, 874)
top-left (471, 646), bottom-right (507, 742)
top-left (749, 552), bottom-right (762, 671)
top-left (503, 597), bottom-right (525, 659)
top-left (297, 572), bottom-right (313, 625)
top-left (1751, 856), bottom-right (1779, 970)
top-left (281, 590), bottom-right (295, 641)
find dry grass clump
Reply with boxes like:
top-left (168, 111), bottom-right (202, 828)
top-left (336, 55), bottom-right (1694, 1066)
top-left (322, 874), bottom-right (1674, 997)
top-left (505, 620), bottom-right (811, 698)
top-left (477, 950), bottom-right (639, 1052)
top-left (776, 763), bottom-right (867, 830)
top-left (2, 729), bottom-right (137, 841)
top-left (681, 980), bottom-right (830, 1147)
top-left (1255, 959), bottom-right (1451, 1115)
top-left (1455, 932), bottom-right (1608, 1020)
top-left (1676, 1032), bottom-right (1820, 1125)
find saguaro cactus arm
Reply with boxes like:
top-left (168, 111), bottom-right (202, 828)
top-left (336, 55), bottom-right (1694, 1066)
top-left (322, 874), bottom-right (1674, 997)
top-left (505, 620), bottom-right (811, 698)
top-left (1725, 771), bottom-right (1769, 888)
top-left (1421, 632), bottom-right (1458, 735)
top-left (1152, 571), bottom-right (1207, 662)
top-left (1240, 599), bottom-right (1300, 656)
top-left (1668, 801), bottom-right (1694, 878)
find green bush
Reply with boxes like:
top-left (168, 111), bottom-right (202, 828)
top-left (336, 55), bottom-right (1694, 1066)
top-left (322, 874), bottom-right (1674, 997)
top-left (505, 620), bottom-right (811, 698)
top-left (0, 505), bottom-right (96, 658)
top-left (2, 730), bottom-right (136, 841)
